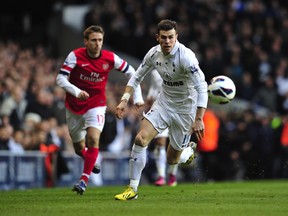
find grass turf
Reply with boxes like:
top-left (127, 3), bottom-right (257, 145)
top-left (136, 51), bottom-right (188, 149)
top-left (0, 179), bottom-right (287, 216)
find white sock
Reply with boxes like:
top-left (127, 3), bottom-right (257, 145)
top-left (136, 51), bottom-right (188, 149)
top-left (130, 179), bottom-right (140, 191)
top-left (168, 164), bottom-right (178, 176)
top-left (155, 146), bottom-right (167, 178)
top-left (179, 146), bottom-right (193, 163)
top-left (129, 144), bottom-right (147, 191)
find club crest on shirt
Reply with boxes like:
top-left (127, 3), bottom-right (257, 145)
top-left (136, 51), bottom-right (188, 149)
top-left (163, 72), bottom-right (172, 81)
top-left (102, 63), bottom-right (109, 71)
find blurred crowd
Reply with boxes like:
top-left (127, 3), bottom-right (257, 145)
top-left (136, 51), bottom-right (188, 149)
top-left (1, 0), bottom-right (288, 184)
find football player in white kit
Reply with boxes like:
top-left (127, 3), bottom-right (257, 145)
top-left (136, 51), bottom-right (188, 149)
top-left (115, 19), bottom-right (208, 200)
top-left (147, 69), bottom-right (179, 187)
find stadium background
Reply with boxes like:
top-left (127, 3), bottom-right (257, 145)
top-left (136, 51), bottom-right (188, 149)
top-left (0, 0), bottom-right (288, 189)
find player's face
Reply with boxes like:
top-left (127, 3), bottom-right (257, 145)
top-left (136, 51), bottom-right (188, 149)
top-left (156, 29), bottom-right (178, 55)
top-left (85, 32), bottom-right (103, 58)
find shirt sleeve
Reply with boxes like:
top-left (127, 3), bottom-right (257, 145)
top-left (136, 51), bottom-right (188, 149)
top-left (114, 54), bottom-right (130, 73)
top-left (60, 51), bottom-right (76, 74)
top-left (56, 73), bottom-right (81, 97)
top-left (127, 50), bottom-right (155, 91)
top-left (185, 50), bottom-right (208, 108)
top-left (189, 65), bottom-right (208, 108)
top-left (147, 69), bottom-right (162, 100)
top-left (114, 53), bottom-right (144, 104)
top-left (57, 51), bottom-right (82, 97)
top-left (126, 64), bottom-right (144, 104)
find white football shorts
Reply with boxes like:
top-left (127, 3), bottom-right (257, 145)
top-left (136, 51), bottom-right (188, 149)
top-left (155, 128), bottom-right (169, 138)
top-left (143, 101), bottom-right (193, 151)
top-left (66, 106), bottom-right (107, 143)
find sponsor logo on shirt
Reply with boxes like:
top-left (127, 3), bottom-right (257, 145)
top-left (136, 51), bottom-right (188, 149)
top-left (80, 72), bottom-right (104, 82)
top-left (163, 79), bottom-right (184, 86)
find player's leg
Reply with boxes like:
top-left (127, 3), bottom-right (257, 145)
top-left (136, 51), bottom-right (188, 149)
top-left (66, 108), bottom-right (100, 173)
top-left (167, 140), bottom-right (197, 165)
top-left (73, 140), bottom-right (86, 157)
top-left (73, 143), bottom-right (100, 174)
top-left (166, 141), bottom-right (196, 187)
top-left (167, 164), bottom-right (178, 187)
top-left (154, 133), bottom-right (168, 186)
top-left (115, 118), bottom-right (158, 200)
top-left (181, 141), bottom-right (197, 165)
top-left (66, 110), bottom-right (87, 195)
top-left (72, 127), bottom-right (101, 195)
top-left (69, 107), bottom-right (105, 195)
top-left (166, 112), bottom-right (197, 166)
top-left (81, 127), bottom-right (100, 179)
top-left (66, 108), bottom-right (86, 159)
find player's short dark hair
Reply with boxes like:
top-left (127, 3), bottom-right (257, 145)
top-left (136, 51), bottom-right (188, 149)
top-left (83, 25), bottom-right (104, 39)
top-left (157, 19), bottom-right (177, 34)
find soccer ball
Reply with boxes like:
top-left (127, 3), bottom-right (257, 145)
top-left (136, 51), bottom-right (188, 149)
top-left (208, 75), bottom-right (236, 104)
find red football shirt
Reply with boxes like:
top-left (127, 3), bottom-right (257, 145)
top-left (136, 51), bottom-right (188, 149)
top-left (60, 48), bottom-right (128, 114)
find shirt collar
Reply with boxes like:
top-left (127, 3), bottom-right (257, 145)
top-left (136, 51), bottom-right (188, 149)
top-left (170, 40), bottom-right (179, 56)
top-left (157, 41), bottom-right (180, 57)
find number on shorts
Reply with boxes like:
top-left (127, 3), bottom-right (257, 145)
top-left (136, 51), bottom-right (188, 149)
top-left (181, 134), bottom-right (191, 148)
top-left (97, 114), bottom-right (105, 124)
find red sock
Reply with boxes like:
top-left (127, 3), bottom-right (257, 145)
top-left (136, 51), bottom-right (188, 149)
top-left (81, 147), bottom-right (99, 183)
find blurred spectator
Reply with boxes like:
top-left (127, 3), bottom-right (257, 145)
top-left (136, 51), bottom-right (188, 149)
top-left (217, 109), bottom-right (239, 181)
top-left (275, 58), bottom-right (288, 114)
top-left (279, 114), bottom-right (288, 178)
top-left (253, 75), bottom-right (279, 112)
top-left (0, 124), bottom-right (24, 154)
top-left (201, 45), bottom-right (225, 83)
top-left (83, 3), bottom-right (103, 29)
top-left (99, 90), bottom-right (130, 153)
top-left (227, 54), bottom-right (244, 86)
top-left (22, 112), bottom-right (42, 134)
top-left (251, 114), bottom-right (276, 179)
top-left (237, 71), bottom-right (256, 101)
top-left (197, 108), bottom-right (220, 182)
top-left (51, 86), bottom-right (66, 125)
top-left (257, 51), bottom-right (272, 83)
top-left (0, 85), bottom-right (28, 130)
top-left (25, 89), bottom-right (56, 120)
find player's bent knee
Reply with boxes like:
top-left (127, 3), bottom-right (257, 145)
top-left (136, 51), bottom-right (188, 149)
top-left (135, 134), bottom-right (150, 147)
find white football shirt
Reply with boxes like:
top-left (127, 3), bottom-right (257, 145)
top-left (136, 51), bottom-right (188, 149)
top-left (128, 41), bottom-right (208, 114)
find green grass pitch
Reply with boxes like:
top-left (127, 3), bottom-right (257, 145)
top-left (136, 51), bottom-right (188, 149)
top-left (0, 180), bottom-right (287, 216)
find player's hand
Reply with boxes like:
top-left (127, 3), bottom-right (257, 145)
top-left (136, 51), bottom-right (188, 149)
top-left (77, 90), bottom-right (89, 100)
top-left (146, 98), bottom-right (154, 108)
top-left (192, 119), bottom-right (205, 141)
top-left (115, 100), bottom-right (128, 119)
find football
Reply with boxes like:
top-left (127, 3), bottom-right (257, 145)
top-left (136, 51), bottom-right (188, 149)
top-left (208, 75), bottom-right (236, 104)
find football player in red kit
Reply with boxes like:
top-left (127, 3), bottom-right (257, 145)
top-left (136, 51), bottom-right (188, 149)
top-left (56, 25), bottom-right (144, 195)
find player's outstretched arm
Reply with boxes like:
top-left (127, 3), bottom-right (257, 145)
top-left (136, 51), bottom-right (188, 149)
top-left (192, 107), bottom-right (206, 141)
top-left (115, 86), bottom-right (134, 119)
